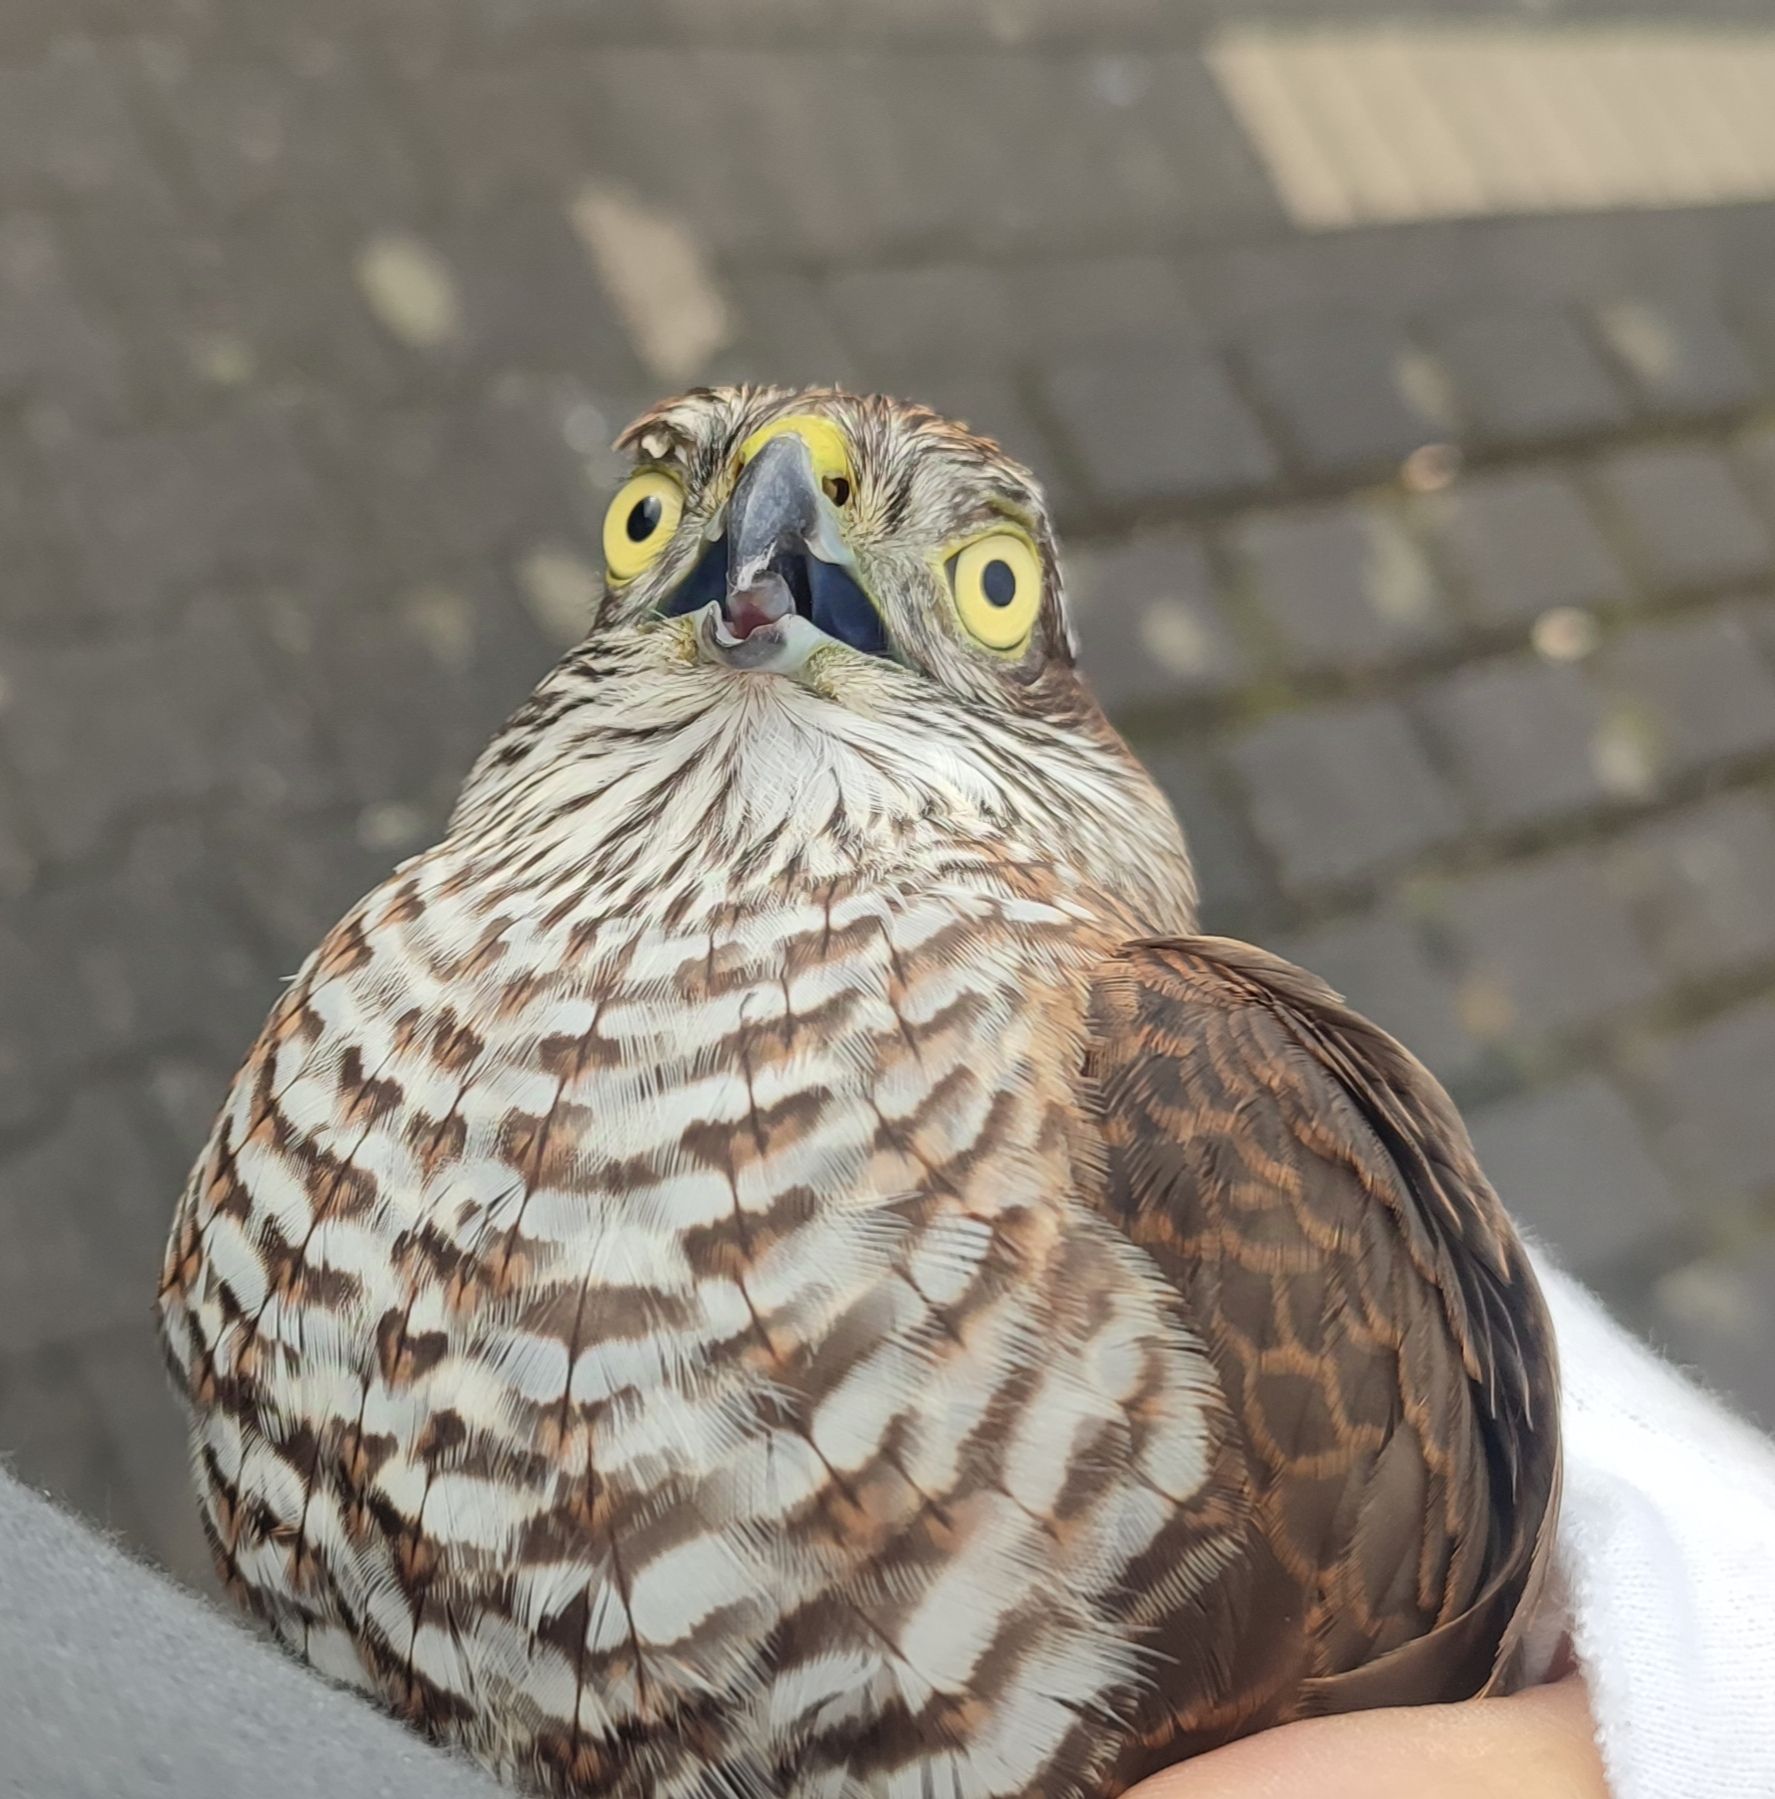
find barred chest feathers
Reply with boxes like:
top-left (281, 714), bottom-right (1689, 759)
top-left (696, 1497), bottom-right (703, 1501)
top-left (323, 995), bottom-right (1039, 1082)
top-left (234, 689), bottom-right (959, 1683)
top-left (161, 666), bottom-right (1233, 1799)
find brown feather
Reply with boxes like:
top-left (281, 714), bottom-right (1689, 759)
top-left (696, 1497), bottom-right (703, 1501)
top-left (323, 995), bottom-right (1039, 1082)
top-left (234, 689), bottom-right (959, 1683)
top-left (1083, 935), bottom-right (1561, 1775)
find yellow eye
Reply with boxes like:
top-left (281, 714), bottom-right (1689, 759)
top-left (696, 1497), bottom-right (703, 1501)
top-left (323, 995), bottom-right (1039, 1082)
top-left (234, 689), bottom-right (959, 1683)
top-left (949, 530), bottom-right (1043, 651)
top-left (602, 470), bottom-right (684, 583)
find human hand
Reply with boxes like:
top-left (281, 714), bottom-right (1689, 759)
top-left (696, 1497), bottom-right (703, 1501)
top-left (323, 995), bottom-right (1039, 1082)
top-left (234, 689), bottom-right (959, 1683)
top-left (1126, 1678), bottom-right (1608, 1799)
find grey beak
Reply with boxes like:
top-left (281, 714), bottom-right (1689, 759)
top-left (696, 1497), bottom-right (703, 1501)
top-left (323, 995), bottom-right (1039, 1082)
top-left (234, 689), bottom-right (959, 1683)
top-left (716, 430), bottom-right (892, 657)
top-left (727, 432), bottom-right (840, 594)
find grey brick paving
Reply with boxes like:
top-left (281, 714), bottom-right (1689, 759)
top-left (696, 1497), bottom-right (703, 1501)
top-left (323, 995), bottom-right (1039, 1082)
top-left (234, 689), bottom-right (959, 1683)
top-left (44, 411), bottom-right (338, 614)
top-left (1227, 500), bottom-right (1450, 675)
top-left (1653, 1240), bottom-right (1775, 1430)
top-left (3, 0), bottom-right (1775, 1576)
top-left (1439, 849), bottom-right (1661, 1045)
top-left (1645, 1003), bottom-right (1775, 1209)
top-left (1067, 530), bottom-right (1249, 710)
top-left (1597, 606), bottom-right (1775, 789)
top-left (1040, 345), bottom-right (1276, 505)
top-left (1225, 700), bottom-right (1462, 896)
top-left (1587, 444), bottom-right (1775, 593)
top-left (0, 1088), bottom-right (168, 1357)
top-left (1469, 1075), bottom-right (1690, 1273)
top-left (1411, 469), bottom-right (1628, 630)
top-left (0, 213), bottom-right (130, 419)
top-left (1143, 750), bottom-right (1279, 935)
top-left (1591, 294), bottom-right (1765, 420)
top-left (1422, 304), bottom-right (1632, 448)
top-left (0, 52), bottom-right (154, 202)
top-left (1610, 793), bottom-right (1775, 988)
top-left (1417, 656), bottom-right (1617, 830)
top-left (1236, 312), bottom-right (1451, 480)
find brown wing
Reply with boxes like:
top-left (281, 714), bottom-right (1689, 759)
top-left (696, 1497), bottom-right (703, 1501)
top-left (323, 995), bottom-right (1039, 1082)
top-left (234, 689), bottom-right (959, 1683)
top-left (1083, 936), bottom-right (1560, 1763)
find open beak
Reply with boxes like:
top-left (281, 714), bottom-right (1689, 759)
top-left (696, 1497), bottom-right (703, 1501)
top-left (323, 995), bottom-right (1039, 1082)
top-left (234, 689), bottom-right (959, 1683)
top-left (660, 432), bottom-right (890, 669)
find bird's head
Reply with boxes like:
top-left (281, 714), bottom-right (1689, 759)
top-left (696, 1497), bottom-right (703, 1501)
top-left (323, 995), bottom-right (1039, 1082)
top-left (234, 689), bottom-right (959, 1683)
top-left (548, 386), bottom-right (1193, 927)
top-left (599, 386), bottom-right (1076, 698)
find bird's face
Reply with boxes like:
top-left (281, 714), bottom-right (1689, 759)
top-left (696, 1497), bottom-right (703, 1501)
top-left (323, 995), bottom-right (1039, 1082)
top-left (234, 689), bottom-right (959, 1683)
top-left (597, 386), bottom-right (1072, 711)
top-left (574, 386), bottom-right (1194, 930)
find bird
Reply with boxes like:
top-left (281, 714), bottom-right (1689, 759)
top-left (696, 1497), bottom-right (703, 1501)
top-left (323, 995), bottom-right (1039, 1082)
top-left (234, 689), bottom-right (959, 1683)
top-left (158, 386), bottom-right (1560, 1799)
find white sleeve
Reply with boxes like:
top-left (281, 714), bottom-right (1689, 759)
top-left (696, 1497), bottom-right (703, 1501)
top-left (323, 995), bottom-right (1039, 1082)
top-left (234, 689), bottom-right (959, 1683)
top-left (1535, 1259), bottom-right (1775, 1799)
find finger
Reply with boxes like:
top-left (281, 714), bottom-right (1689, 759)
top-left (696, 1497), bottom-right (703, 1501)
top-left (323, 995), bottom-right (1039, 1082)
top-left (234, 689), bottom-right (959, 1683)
top-left (1125, 1678), bottom-right (1607, 1799)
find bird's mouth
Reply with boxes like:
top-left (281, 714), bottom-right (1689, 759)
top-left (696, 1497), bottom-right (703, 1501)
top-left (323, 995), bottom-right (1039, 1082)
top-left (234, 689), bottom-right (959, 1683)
top-left (656, 432), bottom-right (890, 673)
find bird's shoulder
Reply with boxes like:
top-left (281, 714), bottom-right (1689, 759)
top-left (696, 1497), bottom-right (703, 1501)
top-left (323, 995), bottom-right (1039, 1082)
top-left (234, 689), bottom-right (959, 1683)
top-left (1075, 933), bottom-right (1561, 1722)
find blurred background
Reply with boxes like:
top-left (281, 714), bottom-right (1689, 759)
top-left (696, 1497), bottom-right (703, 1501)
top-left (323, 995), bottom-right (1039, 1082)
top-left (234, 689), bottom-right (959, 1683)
top-left (2, 0), bottom-right (1774, 1595)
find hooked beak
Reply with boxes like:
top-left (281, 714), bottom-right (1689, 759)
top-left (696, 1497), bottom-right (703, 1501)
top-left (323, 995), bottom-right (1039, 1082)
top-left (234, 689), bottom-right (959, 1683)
top-left (660, 431), bottom-right (891, 670)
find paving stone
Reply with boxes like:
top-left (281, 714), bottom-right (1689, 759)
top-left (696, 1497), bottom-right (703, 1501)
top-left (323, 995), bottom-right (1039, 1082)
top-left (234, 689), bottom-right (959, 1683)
top-left (1596, 608), bottom-right (1775, 787)
top-left (1468, 1075), bottom-right (1688, 1269)
top-left (1141, 750), bottom-right (1278, 935)
top-left (1412, 469), bottom-right (1628, 629)
top-left (1225, 700), bottom-right (1462, 896)
top-left (594, 48), bottom-right (1047, 262)
top-left (1066, 530), bottom-right (1249, 712)
top-left (1040, 344), bottom-right (1276, 506)
top-left (0, 213), bottom-right (130, 417)
top-left (0, 420), bottom-right (65, 631)
top-left (427, 203), bottom-right (650, 390)
top-left (145, 57), bottom-right (423, 224)
top-left (1417, 656), bottom-right (1614, 829)
top-left (286, 577), bottom-right (555, 813)
top-left (1609, 791), bottom-right (1775, 986)
top-left (1743, 589), bottom-right (1775, 670)
top-left (1017, 254), bottom-right (1194, 357)
top-left (309, 390), bottom-right (602, 576)
top-left (1274, 907), bottom-right (1481, 1089)
top-left (1031, 51), bottom-right (1284, 248)
top-left (134, 1051), bottom-right (235, 1179)
top-left (48, 187), bottom-right (258, 419)
top-left (1592, 294), bottom-right (1765, 419)
top-left (0, 50), bottom-right (155, 199)
top-left (1652, 1238), bottom-right (1775, 1429)
top-left (45, 412), bottom-right (339, 615)
top-left (1421, 304), bottom-right (1631, 447)
top-left (0, 783), bottom-right (35, 900)
top-left (825, 264), bottom-right (1022, 371)
top-left (405, 57), bottom-right (603, 201)
top-left (26, 821), bottom-right (276, 1065)
top-left (0, 910), bottom-right (57, 1132)
top-left (1645, 1003), bottom-right (1775, 1206)
top-left (0, 601), bottom-right (330, 860)
top-left (1236, 312), bottom-right (1451, 479)
top-left (212, 209), bottom-right (412, 399)
top-left (1227, 500), bottom-right (1450, 675)
top-left (1587, 443), bottom-right (1773, 593)
top-left (211, 805), bottom-right (398, 968)
top-left (1439, 849), bottom-right (1660, 1044)
top-left (719, 268), bottom-right (864, 392)
top-left (1738, 423), bottom-right (1775, 522)
top-left (0, 1341), bottom-right (122, 1520)
top-left (78, 1324), bottom-right (217, 1590)
top-left (0, 1086), bottom-right (168, 1355)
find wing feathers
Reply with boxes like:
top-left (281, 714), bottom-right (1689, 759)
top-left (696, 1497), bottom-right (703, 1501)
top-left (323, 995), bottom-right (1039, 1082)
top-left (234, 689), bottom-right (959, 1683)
top-left (1084, 935), bottom-right (1560, 1726)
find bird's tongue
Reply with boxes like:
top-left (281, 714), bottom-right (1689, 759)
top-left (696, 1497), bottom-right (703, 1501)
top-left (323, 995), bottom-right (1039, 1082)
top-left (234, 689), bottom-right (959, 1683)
top-left (723, 571), bottom-right (794, 639)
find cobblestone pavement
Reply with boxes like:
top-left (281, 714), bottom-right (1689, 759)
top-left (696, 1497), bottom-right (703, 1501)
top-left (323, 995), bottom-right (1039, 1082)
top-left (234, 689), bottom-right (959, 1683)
top-left (2, 0), bottom-right (1774, 1594)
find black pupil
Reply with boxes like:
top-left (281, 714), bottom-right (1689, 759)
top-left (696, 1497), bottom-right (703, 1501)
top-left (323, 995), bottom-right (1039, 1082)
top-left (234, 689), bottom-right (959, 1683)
top-left (825, 476), bottom-right (851, 506)
top-left (981, 557), bottom-right (1018, 608)
top-left (626, 494), bottom-right (663, 542)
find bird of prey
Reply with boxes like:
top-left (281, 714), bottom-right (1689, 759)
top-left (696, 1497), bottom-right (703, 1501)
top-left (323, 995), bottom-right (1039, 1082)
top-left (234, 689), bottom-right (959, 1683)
top-left (159, 388), bottom-right (1560, 1799)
